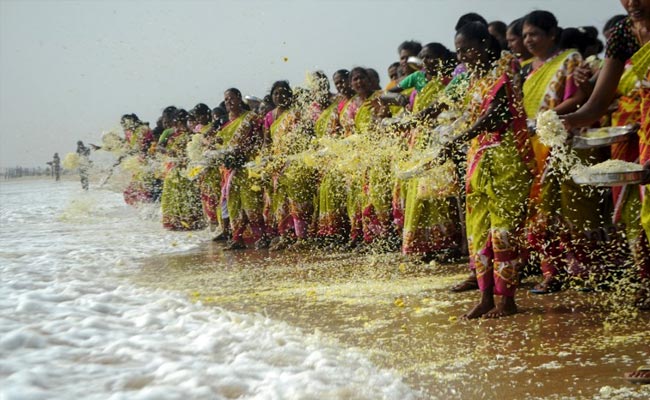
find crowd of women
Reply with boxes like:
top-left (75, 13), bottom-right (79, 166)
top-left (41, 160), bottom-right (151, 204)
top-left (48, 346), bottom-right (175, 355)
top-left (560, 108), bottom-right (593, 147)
top-left (99, 3), bottom-right (650, 331)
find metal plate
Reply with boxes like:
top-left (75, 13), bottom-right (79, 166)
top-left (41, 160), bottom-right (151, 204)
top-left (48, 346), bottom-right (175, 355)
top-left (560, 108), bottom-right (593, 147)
top-left (572, 169), bottom-right (648, 186)
top-left (572, 125), bottom-right (638, 149)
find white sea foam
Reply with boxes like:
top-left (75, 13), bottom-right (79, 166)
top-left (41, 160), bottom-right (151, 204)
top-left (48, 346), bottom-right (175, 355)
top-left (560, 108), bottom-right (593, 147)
top-left (0, 180), bottom-right (417, 400)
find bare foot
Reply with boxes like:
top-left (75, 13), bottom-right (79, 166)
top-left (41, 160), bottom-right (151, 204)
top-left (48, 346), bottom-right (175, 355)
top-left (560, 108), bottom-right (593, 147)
top-left (461, 300), bottom-right (495, 319)
top-left (483, 296), bottom-right (518, 319)
top-left (450, 272), bottom-right (478, 293)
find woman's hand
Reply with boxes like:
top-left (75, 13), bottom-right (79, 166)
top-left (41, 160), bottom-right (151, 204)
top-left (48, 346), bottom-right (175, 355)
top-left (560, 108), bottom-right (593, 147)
top-left (370, 98), bottom-right (392, 119)
top-left (434, 141), bottom-right (456, 166)
top-left (573, 63), bottom-right (594, 92)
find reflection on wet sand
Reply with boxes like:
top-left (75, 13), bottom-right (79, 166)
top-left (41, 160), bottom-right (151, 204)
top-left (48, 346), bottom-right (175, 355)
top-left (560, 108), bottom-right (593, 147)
top-left (135, 242), bottom-right (650, 399)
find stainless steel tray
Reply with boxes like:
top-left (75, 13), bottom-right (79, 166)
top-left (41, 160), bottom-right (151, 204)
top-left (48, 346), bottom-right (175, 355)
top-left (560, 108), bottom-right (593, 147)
top-left (572, 125), bottom-right (638, 149)
top-left (572, 168), bottom-right (649, 186)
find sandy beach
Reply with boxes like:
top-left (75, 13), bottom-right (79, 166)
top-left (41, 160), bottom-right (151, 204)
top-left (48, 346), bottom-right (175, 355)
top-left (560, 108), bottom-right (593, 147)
top-left (135, 242), bottom-right (650, 399)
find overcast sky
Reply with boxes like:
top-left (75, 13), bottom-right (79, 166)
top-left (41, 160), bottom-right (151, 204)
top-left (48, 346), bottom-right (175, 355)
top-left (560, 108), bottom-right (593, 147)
top-left (0, 0), bottom-right (621, 168)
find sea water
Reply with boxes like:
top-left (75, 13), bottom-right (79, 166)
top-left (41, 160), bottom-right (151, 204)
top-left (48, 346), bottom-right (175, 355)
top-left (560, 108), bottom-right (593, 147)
top-left (0, 180), bottom-right (417, 400)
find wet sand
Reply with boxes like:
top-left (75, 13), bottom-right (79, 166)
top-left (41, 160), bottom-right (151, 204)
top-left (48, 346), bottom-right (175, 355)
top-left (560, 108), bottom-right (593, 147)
top-left (133, 241), bottom-right (650, 399)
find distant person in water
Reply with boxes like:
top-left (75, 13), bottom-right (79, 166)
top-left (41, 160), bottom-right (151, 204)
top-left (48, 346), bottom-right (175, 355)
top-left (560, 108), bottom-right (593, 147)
top-left (52, 153), bottom-right (61, 181)
top-left (76, 141), bottom-right (91, 190)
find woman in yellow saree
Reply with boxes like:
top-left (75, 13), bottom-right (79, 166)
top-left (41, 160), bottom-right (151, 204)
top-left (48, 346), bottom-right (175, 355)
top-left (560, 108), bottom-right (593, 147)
top-left (314, 70), bottom-right (353, 242)
top-left (400, 43), bottom-right (463, 259)
top-left (521, 10), bottom-right (609, 294)
top-left (564, 3), bottom-right (650, 310)
top-left (445, 22), bottom-right (534, 318)
top-left (159, 109), bottom-right (205, 231)
top-left (221, 88), bottom-right (266, 250)
top-left (347, 67), bottom-right (395, 246)
top-left (263, 81), bottom-right (317, 250)
top-left (190, 104), bottom-right (221, 236)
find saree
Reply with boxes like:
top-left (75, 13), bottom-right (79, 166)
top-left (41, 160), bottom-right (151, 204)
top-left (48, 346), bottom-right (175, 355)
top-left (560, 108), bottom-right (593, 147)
top-left (350, 91), bottom-right (396, 244)
top-left (411, 77), bottom-right (446, 114)
top-left (160, 129), bottom-right (205, 231)
top-left (638, 46), bottom-right (650, 259)
top-left (523, 49), bottom-right (611, 280)
top-left (314, 101), bottom-right (340, 139)
top-left (123, 124), bottom-right (156, 205)
top-left (638, 100), bottom-right (650, 281)
top-left (225, 112), bottom-right (266, 244)
top-left (315, 100), bottom-right (350, 239)
top-left (465, 54), bottom-right (534, 296)
top-left (611, 61), bottom-right (643, 240)
top-left (266, 109), bottom-right (317, 240)
top-left (195, 123), bottom-right (222, 226)
top-left (401, 77), bottom-right (463, 256)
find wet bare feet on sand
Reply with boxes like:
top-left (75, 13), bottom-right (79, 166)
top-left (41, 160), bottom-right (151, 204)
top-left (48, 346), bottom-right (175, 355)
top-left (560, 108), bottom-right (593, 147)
top-left (450, 272), bottom-right (478, 292)
top-left (461, 292), bottom-right (517, 319)
top-left (461, 300), bottom-right (495, 319)
top-left (483, 296), bottom-right (518, 319)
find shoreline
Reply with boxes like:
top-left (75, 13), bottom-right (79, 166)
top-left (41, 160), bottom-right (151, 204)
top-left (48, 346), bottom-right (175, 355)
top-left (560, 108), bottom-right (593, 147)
top-left (133, 241), bottom-right (650, 399)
